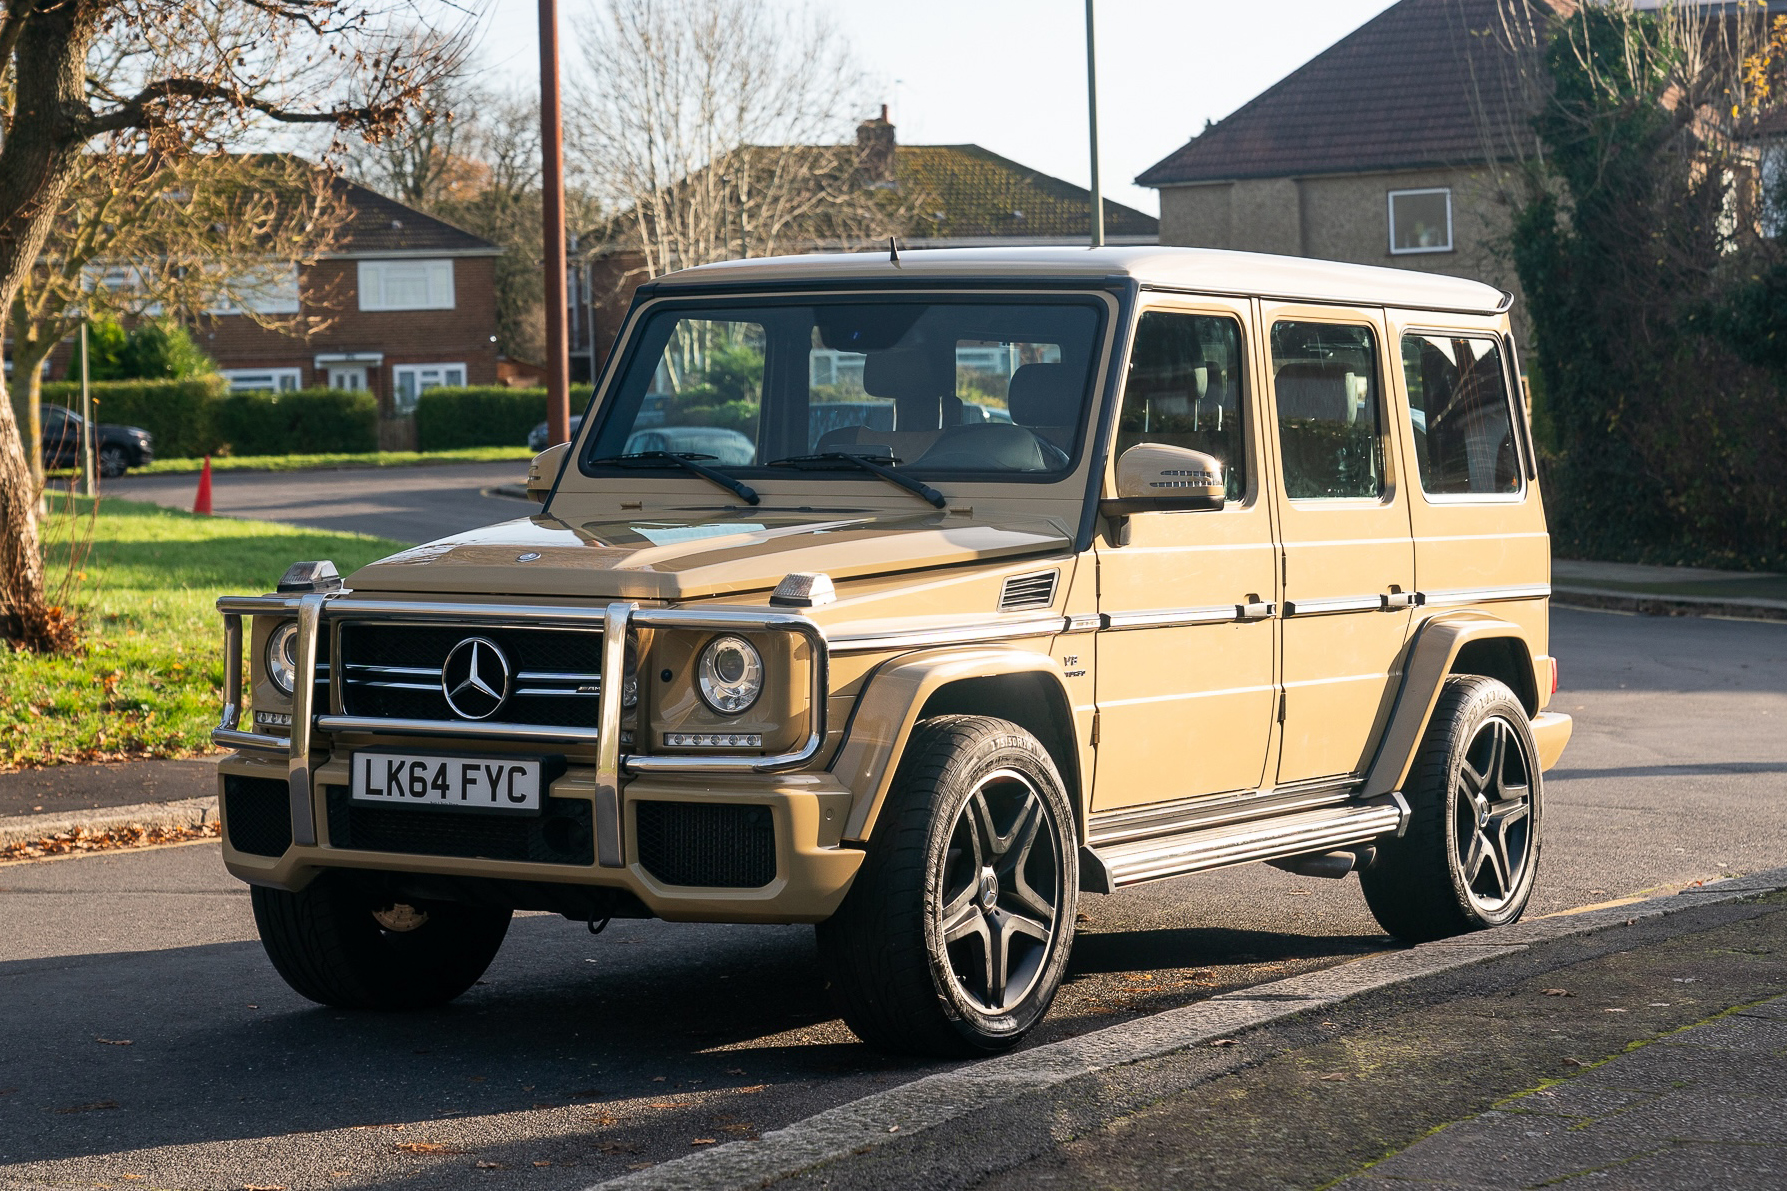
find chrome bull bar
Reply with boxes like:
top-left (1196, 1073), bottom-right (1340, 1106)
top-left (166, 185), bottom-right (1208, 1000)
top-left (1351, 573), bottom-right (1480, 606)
top-left (214, 595), bottom-right (830, 867)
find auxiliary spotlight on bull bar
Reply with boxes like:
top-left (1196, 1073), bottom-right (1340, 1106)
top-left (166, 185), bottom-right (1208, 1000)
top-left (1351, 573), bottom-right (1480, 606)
top-left (212, 594), bottom-right (830, 865)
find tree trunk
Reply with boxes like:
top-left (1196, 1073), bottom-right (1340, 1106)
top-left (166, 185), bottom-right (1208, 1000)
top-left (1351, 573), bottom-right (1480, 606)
top-left (0, 1), bottom-right (95, 651)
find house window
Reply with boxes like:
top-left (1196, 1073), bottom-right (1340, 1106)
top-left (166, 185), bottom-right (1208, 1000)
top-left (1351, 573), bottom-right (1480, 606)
top-left (393, 363), bottom-right (467, 414)
top-left (220, 368), bottom-right (303, 393)
top-left (1388, 188), bottom-right (1453, 255)
top-left (205, 265), bottom-right (301, 316)
top-left (357, 259), bottom-right (455, 311)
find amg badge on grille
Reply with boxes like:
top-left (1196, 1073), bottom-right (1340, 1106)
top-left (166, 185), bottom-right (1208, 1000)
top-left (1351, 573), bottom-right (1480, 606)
top-left (441, 637), bottom-right (512, 719)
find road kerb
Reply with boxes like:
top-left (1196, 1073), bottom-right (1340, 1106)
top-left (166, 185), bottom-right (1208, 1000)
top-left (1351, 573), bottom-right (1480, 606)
top-left (1552, 584), bottom-right (1787, 621)
top-left (587, 867), bottom-right (1787, 1191)
top-left (0, 796), bottom-right (218, 850)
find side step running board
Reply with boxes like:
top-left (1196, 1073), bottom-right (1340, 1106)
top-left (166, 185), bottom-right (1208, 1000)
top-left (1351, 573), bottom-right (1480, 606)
top-left (1084, 793), bottom-right (1409, 891)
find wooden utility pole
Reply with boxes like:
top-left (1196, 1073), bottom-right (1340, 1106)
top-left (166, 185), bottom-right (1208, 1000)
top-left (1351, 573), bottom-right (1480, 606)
top-left (539, 0), bottom-right (571, 445)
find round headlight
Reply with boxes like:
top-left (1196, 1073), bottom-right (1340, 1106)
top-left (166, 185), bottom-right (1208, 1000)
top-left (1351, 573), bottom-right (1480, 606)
top-left (696, 635), bottom-right (763, 715)
top-left (265, 621), bottom-right (300, 696)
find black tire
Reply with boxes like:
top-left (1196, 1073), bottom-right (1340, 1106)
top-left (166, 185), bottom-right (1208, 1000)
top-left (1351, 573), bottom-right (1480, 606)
top-left (97, 445), bottom-right (129, 478)
top-left (817, 715), bottom-right (1078, 1057)
top-left (1360, 675), bottom-right (1543, 943)
top-left (250, 872), bottom-right (512, 1009)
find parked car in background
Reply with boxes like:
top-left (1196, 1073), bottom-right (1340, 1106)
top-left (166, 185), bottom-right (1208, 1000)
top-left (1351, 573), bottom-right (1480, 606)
top-left (527, 415), bottom-right (585, 453)
top-left (40, 404), bottom-right (153, 477)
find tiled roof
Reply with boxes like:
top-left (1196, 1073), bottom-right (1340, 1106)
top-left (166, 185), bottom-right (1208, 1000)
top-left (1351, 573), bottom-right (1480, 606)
top-left (327, 175), bottom-right (499, 256)
top-left (896, 144), bottom-right (1157, 240)
top-left (1137, 0), bottom-right (1542, 187)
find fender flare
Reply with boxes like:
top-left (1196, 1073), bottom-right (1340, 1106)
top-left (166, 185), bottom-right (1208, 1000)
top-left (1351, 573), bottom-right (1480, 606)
top-left (831, 646), bottom-right (1080, 842)
top-left (1362, 611), bottom-right (1540, 798)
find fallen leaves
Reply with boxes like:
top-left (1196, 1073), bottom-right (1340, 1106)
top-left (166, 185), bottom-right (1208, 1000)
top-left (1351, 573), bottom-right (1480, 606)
top-left (95, 1037), bottom-right (133, 1046)
top-left (1210, 1039), bottom-right (1238, 1048)
top-left (394, 1141), bottom-right (468, 1155)
top-left (3, 821), bottom-right (219, 862)
top-left (691, 1138), bottom-right (717, 1146)
top-left (1319, 1072), bottom-right (1349, 1082)
top-left (54, 1100), bottom-right (119, 1113)
top-left (1542, 988), bottom-right (1573, 997)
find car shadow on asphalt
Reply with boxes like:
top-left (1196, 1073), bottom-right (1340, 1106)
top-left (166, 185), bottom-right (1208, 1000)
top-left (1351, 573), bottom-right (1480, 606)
top-left (1066, 925), bottom-right (1389, 977)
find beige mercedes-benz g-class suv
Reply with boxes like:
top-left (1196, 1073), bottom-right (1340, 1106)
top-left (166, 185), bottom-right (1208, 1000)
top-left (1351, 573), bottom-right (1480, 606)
top-left (213, 246), bottom-right (1571, 1057)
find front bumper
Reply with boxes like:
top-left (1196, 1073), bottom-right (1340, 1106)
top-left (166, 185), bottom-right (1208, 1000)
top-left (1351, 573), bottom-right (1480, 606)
top-left (217, 751), bottom-right (864, 923)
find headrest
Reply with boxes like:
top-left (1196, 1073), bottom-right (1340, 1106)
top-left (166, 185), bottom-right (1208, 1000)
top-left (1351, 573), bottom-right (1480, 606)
top-left (1008, 363), bottom-right (1081, 426)
top-left (864, 348), bottom-right (951, 400)
top-left (1274, 362), bottom-right (1352, 422)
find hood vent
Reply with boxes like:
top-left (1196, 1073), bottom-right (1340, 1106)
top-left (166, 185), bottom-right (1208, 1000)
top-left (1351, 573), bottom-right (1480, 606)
top-left (999, 570), bottom-right (1060, 612)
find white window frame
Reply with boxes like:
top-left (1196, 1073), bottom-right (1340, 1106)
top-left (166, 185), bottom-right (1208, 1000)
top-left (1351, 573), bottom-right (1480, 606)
top-left (392, 362), bottom-right (468, 415)
top-left (220, 367), bottom-right (303, 393)
top-left (205, 264), bottom-right (302, 316)
top-left (1388, 188), bottom-right (1454, 256)
top-left (357, 259), bottom-right (456, 312)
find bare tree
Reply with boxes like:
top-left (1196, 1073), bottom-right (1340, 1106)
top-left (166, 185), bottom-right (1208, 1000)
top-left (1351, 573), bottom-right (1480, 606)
top-left (571, 0), bottom-right (902, 284)
top-left (9, 151), bottom-right (349, 487)
top-left (0, 0), bottom-right (468, 650)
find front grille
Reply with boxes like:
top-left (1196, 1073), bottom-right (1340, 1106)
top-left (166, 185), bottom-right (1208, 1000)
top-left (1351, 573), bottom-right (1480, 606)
top-left (635, 801), bottom-right (777, 888)
top-left (999, 570), bottom-right (1060, 611)
top-left (223, 775), bottom-right (292, 857)
top-left (325, 787), bottom-right (594, 865)
top-left (335, 623), bottom-right (602, 729)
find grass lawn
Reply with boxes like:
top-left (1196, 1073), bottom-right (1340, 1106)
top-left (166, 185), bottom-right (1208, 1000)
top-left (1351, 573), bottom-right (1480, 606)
top-left (124, 445), bottom-right (534, 475)
top-left (2, 497), bottom-right (403, 771)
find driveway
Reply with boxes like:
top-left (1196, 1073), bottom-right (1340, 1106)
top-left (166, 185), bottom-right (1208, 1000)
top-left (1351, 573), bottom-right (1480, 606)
top-left (1, 609), bottom-right (1783, 1187)
top-left (108, 461), bottom-right (533, 545)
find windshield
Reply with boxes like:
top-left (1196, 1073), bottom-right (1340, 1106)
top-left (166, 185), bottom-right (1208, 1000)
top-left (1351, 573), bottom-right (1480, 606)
top-left (582, 297), bottom-right (1105, 482)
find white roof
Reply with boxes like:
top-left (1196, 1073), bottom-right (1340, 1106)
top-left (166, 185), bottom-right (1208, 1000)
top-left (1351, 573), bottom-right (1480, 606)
top-left (654, 245), bottom-right (1511, 316)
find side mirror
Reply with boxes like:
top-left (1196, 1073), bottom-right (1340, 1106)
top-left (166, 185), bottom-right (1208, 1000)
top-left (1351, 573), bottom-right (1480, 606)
top-left (526, 442), bottom-right (571, 504)
top-left (1100, 444), bottom-right (1226, 517)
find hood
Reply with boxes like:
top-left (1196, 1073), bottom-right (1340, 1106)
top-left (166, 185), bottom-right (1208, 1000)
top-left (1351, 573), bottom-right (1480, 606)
top-left (346, 507), bottom-right (1073, 601)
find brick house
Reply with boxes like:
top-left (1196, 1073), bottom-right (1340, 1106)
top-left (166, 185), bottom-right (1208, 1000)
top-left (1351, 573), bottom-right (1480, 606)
top-left (573, 111), bottom-right (1157, 371)
top-left (194, 175), bottom-right (503, 449)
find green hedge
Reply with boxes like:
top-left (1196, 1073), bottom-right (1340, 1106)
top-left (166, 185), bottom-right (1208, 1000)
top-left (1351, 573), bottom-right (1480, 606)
top-left (414, 386), bottom-right (549, 450)
top-left (212, 388), bottom-right (378, 456)
top-left (38, 377), bottom-right (225, 459)
top-left (33, 379), bottom-right (378, 457)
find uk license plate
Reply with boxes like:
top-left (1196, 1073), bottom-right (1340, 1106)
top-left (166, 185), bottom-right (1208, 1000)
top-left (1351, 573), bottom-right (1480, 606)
top-left (350, 751), bottom-right (543, 814)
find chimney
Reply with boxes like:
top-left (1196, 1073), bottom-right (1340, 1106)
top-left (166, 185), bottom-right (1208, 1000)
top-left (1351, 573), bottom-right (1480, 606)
top-left (856, 104), bottom-right (896, 186)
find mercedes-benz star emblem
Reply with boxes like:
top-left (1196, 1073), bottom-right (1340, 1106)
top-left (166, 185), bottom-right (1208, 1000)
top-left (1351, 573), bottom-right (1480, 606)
top-left (441, 637), bottom-right (511, 720)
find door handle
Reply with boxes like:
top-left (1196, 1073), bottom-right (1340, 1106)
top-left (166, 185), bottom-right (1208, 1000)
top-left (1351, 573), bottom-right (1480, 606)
top-left (1382, 591), bottom-right (1423, 610)
top-left (1238, 600), bottom-right (1276, 620)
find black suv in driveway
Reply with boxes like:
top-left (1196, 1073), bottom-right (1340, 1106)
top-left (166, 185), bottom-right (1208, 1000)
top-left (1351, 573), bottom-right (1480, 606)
top-left (41, 404), bottom-right (154, 477)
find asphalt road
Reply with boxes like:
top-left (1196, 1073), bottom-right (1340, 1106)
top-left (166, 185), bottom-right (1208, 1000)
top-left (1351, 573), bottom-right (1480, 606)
top-left (1, 608), bottom-right (1783, 1189)
top-left (108, 462), bottom-right (533, 545)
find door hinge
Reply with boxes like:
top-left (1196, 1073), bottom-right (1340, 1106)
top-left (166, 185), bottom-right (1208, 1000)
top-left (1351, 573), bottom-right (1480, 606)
top-left (1090, 711), bottom-right (1101, 746)
top-left (1277, 691), bottom-right (1287, 723)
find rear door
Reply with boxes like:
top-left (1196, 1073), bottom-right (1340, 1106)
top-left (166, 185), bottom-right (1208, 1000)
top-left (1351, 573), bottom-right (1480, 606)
top-left (1092, 299), bottom-right (1278, 810)
top-left (1260, 304), bottom-right (1417, 786)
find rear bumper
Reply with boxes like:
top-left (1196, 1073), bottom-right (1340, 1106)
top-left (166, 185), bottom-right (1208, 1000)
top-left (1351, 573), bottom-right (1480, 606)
top-left (216, 752), bottom-right (864, 923)
top-left (1532, 711), bottom-right (1572, 772)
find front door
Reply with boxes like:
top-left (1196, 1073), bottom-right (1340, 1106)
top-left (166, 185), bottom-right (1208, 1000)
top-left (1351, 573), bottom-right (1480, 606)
top-left (1262, 305), bottom-right (1416, 785)
top-left (1093, 302), bottom-right (1278, 810)
top-left (328, 367), bottom-right (368, 391)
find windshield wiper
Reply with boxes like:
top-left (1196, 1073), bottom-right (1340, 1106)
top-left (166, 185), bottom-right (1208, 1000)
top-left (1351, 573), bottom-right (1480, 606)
top-left (767, 452), bottom-right (947, 509)
top-left (586, 451), bottom-right (760, 505)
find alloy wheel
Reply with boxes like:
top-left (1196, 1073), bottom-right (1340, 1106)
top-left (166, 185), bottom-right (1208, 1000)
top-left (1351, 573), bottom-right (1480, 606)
top-left (1452, 715), bottom-right (1535, 913)
top-left (936, 768), bottom-right (1064, 1015)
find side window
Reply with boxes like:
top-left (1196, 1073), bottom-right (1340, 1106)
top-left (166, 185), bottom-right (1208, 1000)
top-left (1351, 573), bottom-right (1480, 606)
top-left (1271, 321), bottom-right (1385, 500)
top-left (1116, 311), bottom-right (1248, 501)
top-left (1401, 334), bottom-right (1521, 496)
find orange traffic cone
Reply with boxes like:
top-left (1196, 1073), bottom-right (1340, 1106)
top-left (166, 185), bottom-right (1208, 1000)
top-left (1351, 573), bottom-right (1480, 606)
top-left (193, 456), bottom-right (213, 515)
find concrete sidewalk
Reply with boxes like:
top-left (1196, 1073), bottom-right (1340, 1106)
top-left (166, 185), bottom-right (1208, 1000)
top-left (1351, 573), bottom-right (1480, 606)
top-left (1552, 558), bottom-right (1787, 621)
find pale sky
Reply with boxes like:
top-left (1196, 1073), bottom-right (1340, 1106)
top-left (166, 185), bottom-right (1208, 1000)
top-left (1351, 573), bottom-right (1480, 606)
top-left (465, 0), bottom-right (1401, 217)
